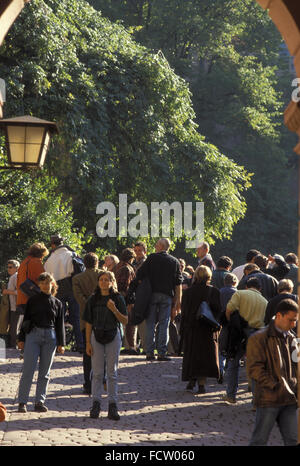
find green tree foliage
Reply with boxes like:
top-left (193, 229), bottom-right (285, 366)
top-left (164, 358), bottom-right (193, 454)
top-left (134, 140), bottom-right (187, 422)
top-left (90, 0), bottom-right (298, 263)
top-left (0, 0), bottom-right (251, 266)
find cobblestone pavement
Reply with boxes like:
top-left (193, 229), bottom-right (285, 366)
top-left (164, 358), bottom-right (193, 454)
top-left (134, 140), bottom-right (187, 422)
top-left (0, 349), bottom-right (283, 447)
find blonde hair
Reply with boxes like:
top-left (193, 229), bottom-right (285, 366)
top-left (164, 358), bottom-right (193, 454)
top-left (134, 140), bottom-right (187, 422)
top-left (193, 265), bottom-right (212, 284)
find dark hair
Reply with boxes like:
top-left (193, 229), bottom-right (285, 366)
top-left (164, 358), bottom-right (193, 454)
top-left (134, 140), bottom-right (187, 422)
top-left (83, 252), bottom-right (98, 269)
top-left (217, 256), bottom-right (233, 269)
top-left (120, 248), bottom-right (136, 262)
top-left (246, 249), bottom-right (260, 262)
top-left (134, 241), bottom-right (147, 252)
top-left (276, 298), bottom-right (298, 315)
top-left (254, 254), bottom-right (268, 269)
top-left (37, 272), bottom-right (58, 296)
top-left (246, 277), bottom-right (261, 290)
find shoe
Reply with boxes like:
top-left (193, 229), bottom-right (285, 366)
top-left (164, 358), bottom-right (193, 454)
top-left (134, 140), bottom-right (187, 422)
top-left (186, 380), bottom-right (195, 391)
top-left (120, 349), bottom-right (130, 354)
top-left (157, 355), bottom-right (171, 361)
top-left (18, 403), bottom-right (27, 413)
top-left (34, 402), bottom-right (48, 412)
top-left (108, 403), bottom-right (120, 421)
top-left (196, 385), bottom-right (206, 394)
top-left (146, 355), bottom-right (156, 361)
top-left (126, 349), bottom-right (139, 355)
top-left (217, 373), bottom-right (224, 384)
top-left (90, 400), bottom-right (101, 419)
top-left (222, 394), bottom-right (236, 404)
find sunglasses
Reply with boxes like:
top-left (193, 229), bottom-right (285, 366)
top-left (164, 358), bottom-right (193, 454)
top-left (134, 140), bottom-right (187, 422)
top-left (38, 276), bottom-right (52, 282)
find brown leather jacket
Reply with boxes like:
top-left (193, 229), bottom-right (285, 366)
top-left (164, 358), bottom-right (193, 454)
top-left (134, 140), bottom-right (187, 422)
top-left (246, 319), bottom-right (298, 407)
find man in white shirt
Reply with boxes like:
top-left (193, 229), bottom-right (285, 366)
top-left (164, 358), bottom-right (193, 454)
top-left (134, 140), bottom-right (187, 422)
top-left (2, 260), bottom-right (20, 348)
top-left (44, 234), bottom-right (84, 352)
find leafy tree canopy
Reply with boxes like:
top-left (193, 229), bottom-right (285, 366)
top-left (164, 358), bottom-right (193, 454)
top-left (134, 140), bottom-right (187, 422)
top-left (0, 0), bottom-right (251, 270)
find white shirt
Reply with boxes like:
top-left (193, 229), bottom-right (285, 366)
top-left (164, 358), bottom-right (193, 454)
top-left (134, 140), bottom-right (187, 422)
top-left (44, 247), bottom-right (74, 281)
top-left (7, 272), bottom-right (17, 311)
top-left (231, 263), bottom-right (247, 282)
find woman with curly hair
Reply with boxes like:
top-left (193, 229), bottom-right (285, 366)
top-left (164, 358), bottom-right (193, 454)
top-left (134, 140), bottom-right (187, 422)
top-left (84, 270), bottom-right (128, 420)
top-left (17, 272), bottom-right (65, 413)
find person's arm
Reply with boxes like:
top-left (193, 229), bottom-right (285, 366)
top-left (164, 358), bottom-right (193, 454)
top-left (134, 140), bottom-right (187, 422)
top-left (107, 298), bottom-right (128, 326)
top-left (173, 284), bottom-right (182, 313)
top-left (85, 322), bottom-right (93, 356)
top-left (225, 292), bottom-right (239, 321)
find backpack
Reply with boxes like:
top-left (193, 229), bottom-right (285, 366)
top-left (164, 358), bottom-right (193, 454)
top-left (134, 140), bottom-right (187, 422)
top-left (71, 252), bottom-right (85, 276)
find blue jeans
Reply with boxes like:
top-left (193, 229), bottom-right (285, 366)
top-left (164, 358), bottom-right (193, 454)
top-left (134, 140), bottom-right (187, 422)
top-left (18, 327), bottom-right (57, 404)
top-left (146, 292), bottom-right (172, 356)
top-left (61, 295), bottom-right (84, 350)
top-left (249, 404), bottom-right (298, 446)
top-left (91, 330), bottom-right (121, 405)
top-left (225, 327), bottom-right (257, 399)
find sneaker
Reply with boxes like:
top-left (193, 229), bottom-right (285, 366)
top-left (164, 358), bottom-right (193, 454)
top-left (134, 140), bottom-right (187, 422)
top-left (157, 355), bottom-right (171, 361)
top-left (18, 403), bottom-right (27, 413)
top-left (90, 400), bottom-right (101, 419)
top-left (34, 402), bottom-right (48, 412)
top-left (196, 385), bottom-right (206, 394)
top-left (108, 403), bottom-right (120, 421)
top-left (222, 394), bottom-right (236, 404)
top-left (146, 354), bottom-right (156, 361)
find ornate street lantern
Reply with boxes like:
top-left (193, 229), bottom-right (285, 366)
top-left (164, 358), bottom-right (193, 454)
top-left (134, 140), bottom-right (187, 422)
top-left (0, 115), bottom-right (58, 169)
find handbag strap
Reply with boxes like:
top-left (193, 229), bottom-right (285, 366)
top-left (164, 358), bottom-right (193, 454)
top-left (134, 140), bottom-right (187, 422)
top-left (25, 258), bottom-right (31, 279)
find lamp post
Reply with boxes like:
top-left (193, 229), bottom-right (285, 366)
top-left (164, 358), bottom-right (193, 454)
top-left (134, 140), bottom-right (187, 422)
top-left (0, 115), bottom-right (58, 169)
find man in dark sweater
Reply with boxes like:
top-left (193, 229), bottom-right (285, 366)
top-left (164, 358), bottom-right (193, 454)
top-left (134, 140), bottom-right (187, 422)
top-left (136, 238), bottom-right (182, 361)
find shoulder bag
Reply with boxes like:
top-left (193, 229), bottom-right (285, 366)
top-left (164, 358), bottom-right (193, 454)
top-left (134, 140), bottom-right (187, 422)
top-left (196, 287), bottom-right (221, 331)
top-left (19, 259), bottom-right (41, 297)
top-left (92, 297), bottom-right (119, 345)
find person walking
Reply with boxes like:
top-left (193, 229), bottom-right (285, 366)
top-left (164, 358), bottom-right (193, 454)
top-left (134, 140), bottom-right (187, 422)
top-left (180, 265), bottom-right (221, 393)
top-left (84, 271), bottom-right (128, 420)
top-left (16, 243), bottom-right (48, 345)
top-left (17, 273), bottom-right (65, 413)
top-left (2, 260), bottom-right (20, 348)
top-left (44, 234), bottom-right (84, 353)
top-left (72, 252), bottom-right (102, 394)
top-left (223, 277), bottom-right (267, 403)
top-left (136, 238), bottom-right (182, 361)
top-left (247, 299), bottom-right (298, 446)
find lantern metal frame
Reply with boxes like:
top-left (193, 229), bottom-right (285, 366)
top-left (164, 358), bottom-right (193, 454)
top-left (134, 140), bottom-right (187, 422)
top-left (0, 115), bottom-right (58, 169)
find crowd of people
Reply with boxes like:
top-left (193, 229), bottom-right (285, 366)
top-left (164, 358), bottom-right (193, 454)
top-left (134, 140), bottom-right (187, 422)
top-left (0, 236), bottom-right (299, 445)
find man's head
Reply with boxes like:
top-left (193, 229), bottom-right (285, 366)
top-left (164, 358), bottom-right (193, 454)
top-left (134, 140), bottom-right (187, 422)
top-left (217, 256), bottom-right (233, 271)
top-left (224, 272), bottom-right (238, 288)
top-left (120, 248), bottom-right (136, 263)
top-left (254, 254), bottom-right (268, 270)
top-left (155, 238), bottom-right (171, 253)
top-left (246, 249), bottom-right (261, 263)
top-left (133, 241), bottom-right (147, 260)
top-left (275, 299), bottom-right (298, 332)
top-left (50, 234), bottom-right (63, 249)
top-left (285, 253), bottom-right (298, 266)
top-left (245, 277), bottom-right (261, 291)
top-left (83, 252), bottom-right (99, 270)
top-left (7, 260), bottom-right (20, 276)
top-left (179, 258), bottom-right (186, 272)
top-left (277, 279), bottom-right (294, 294)
top-left (197, 241), bottom-right (209, 259)
top-left (243, 263), bottom-right (259, 276)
